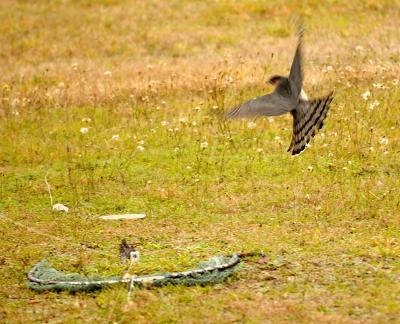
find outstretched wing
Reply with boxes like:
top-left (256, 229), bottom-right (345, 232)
top-left (225, 92), bottom-right (294, 119)
top-left (288, 28), bottom-right (304, 99)
top-left (288, 91), bottom-right (335, 155)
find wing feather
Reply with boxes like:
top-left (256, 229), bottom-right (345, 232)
top-left (225, 92), bottom-right (294, 119)
top-left (288, 28), bottom-right (304, 99)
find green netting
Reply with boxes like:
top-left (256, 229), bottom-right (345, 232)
top-left (27, 254), bottom-right (241, 293)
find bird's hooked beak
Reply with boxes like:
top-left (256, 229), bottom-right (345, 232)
top-left (267, 75), bottom-right (284, 86)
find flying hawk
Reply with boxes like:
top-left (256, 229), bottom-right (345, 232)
top-left (225, 29), bottom-right (334, 155)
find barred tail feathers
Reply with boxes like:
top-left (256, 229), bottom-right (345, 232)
top-left (289, 91), bottom-right (335, 155)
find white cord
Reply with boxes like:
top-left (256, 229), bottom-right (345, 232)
top-left (127, 274), bottom-right (136, 301)
top-left (44, 171), bottom-right (53, 207)
top-left (126, 251), bottom-right (140, 302)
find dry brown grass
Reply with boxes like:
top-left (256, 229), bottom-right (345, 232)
top-left (1, 0), bottom-right (400, 323)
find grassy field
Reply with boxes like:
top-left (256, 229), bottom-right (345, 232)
top-left (1, 0), bottom-right (400, 322)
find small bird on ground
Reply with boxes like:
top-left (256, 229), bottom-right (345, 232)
top-left (225, 28), bottom-right (334, 155)
top-left (119, 239), bottom-right (139, 263)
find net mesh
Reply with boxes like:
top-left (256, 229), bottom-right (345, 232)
top-left (27, 255), bottom-right (241, 293)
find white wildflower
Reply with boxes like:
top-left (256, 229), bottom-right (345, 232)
top-left (52, 203), bottom-right (69, 212)
top-left (161, 120), bottom-right (169, 126)
top-left (194, 106), bottom-right (201, 111)
top-left (307, 165), bottom-right (313, 172)
top-left (247, 122), bottom-right (257, 129)
top-left (212, 105), bottom-right (218, 110)
top-left (58, 82), bottom-right (65, 88)
top-left (369, 146), bottom-right (374, 152)
top-left (342, 167), bottom-right (348, 171)
top-left (355, 45), bottom-right (364, 52)
top-left (361, 91), bottom-right (371, 100)
top-left (392, 79), bottom-right (399, 86)
top-left (379, 137), bottom-right (389, 145)
top-left (80, 127), bottom-right (89, 134)
top-left (200, 141), bottom-right (208, 149)
top-left (136, 145), bottom-right (144, 152)
top-left (11, 110), bottom-right (19, 116)
top-left (111, 134), bottom-right (120, 141)
top-left (104, 70), bottom-right (112, 77)
top-left (256, 148), bottom-right (263, 153)
top-left (71, 63), bottom-right (78, 70)
top-left (274, 136), bottom-right (281, 141)
top-left (179, 117), bottom-right (188, 124)
top-left (368, 100), bottom-right (380, 111)
top-left (174, 147), bottom-right (180, 152)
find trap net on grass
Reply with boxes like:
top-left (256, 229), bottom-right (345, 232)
top-left (27, 254), bottom-right (242, 293)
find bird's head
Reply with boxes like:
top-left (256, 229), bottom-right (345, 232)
top-left (267, 75), bottom-right (285, 86)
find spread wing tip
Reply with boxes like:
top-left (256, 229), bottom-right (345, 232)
top-left (296, 26), bottom-right (305, 41)
top-left (224, 106), bottom-right (241, 119)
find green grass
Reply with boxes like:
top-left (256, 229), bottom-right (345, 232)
top-left (1, 0), bottom-right (400, 322)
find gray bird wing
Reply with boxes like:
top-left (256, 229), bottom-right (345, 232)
top-left (288, 28), bottom-right (304, 99)
top-left (224, 91), bottom-right (295, 119)
top-left (288, 91), bottom-right (335, 155)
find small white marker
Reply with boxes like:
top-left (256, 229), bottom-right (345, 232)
top-left (98, 213), bottom-right (146, 220)
top-left (52, 203), bottom-right (69, 212)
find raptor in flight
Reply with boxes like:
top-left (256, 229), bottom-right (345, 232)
top-left (225, 29), bottom-right (334, 155)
